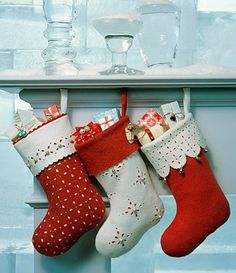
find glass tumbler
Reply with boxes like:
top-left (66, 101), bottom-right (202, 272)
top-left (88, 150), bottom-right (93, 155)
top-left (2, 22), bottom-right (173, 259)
top-left (139, 0), bottom-right (181, 68)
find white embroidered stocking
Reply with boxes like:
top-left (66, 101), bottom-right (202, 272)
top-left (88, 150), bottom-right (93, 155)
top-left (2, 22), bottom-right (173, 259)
top-left (95, 151), bottom-right (164, 257)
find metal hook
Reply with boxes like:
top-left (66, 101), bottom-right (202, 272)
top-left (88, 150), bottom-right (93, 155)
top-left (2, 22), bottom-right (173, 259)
top-left (60, 89), bottom-right (68, 114)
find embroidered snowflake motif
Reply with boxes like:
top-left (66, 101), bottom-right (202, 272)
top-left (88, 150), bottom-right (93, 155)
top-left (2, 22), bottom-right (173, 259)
top-left (134, 168), bottom-right (147, 186)
top-left (30, 155), bottom-right (39, 165)
top-left (26, 160), bottom-right (33, 170)
top-left (152, 206), bottom-right (162, 223)
top-left (102, 161), bottom-right (125, 180)
top-left (54, 138), bottom-right (66, 150)
top-left (108, 193), bottom-right (114, 201)
top-left (24, 136), bottom-right (73, 171)
top-left (109, 228), bottom-right (132, 247)
top-left (123, 199), bottom-right (144, 220)
top-left (41, 145), bottom-right (54, 157)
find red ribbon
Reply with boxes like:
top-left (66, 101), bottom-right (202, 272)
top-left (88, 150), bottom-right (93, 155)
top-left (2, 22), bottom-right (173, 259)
top-left (143, 126), bottom-right (155, 141)
top-left (137, 126), bottom-right (155, 143)
top-left (99, 116), bottom-right (114, 127)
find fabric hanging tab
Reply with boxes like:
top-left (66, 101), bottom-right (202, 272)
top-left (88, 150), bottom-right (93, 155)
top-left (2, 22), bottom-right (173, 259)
top-left (121, 88), bottom-right (128, 117)
top-left (183, 88), bottom-right (191, 115)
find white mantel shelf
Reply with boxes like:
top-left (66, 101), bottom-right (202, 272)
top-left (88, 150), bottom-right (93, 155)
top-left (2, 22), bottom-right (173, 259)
top-left (0, 75), bottom-right (236, 89)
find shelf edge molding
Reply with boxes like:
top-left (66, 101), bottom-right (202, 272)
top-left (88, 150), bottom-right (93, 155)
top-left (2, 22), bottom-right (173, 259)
top-left (1, 76), bottom-right (236, 88)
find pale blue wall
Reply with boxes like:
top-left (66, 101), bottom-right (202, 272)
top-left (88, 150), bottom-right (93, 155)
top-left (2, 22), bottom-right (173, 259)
top-left (0, 91), bottom-right (34, 273)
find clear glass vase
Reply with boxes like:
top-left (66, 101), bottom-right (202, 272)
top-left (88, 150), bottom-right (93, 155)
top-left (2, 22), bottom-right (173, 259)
top-left (139, 0), bottom-right (181, 68)
top-left (42, 0), bottom-right (79, 75)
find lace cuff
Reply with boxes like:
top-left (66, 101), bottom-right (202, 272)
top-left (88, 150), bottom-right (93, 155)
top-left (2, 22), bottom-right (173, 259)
top-left (141, 113), bottom-right (207, 178)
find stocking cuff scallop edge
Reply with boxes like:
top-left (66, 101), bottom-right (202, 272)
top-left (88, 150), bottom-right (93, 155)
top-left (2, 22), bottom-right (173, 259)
top-left (141, 113), bottom-right (207, 178)
top-left (14, 115), bottom-right (76, 176)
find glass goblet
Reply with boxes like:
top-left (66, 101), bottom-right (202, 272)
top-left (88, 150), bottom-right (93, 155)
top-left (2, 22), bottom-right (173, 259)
top-left (93, 14), bottom-right (144, 75)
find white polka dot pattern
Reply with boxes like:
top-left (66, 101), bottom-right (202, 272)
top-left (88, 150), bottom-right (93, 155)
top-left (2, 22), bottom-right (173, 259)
top-left (13, 115), bottom-right (106, 256)
top-left (32, 154), bottom-right (106, 256)
top-left (142, 113), bottom-right (207, 178)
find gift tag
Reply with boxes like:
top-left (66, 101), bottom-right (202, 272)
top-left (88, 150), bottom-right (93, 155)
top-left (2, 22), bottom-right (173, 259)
top-left (125, 123), bottom-right (156, 146)
top-left (160, 101), bottom-right (185, 128)
top-left (125, 123), bottom-right (136, 144)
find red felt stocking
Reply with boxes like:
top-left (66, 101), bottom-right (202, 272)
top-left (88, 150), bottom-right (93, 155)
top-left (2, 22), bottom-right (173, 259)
top-left (14, 115), bottom-right (105, 256)
top-left (75, 91), bottom-right (164, 258)
top-left (142, 113), bottom-right (230, 257)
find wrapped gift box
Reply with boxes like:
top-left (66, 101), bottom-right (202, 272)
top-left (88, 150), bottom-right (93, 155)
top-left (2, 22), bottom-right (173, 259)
top-left (136, 109), bottom-right (169, 146)
top-left (160, 101), bottom-right (185, 128)
top-left (93, 108), bottom-right (120, 131)
top-left (72, 122), bottom-right (102, 144)
top-left (43, 105), bottom-right (61, 120)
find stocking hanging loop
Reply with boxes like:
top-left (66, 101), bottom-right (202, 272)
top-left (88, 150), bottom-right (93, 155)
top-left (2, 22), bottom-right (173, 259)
top-left (60, 88), bottom-right (68, 114)
top-left (183, 88), bottom-right (191, 115)
top-left (121, 88), bottom-right (128, 117)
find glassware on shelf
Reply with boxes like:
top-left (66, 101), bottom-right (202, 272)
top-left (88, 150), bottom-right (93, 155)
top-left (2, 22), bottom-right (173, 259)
top-left (171, 0), bottom-right (198, 67)
top-left (139, 0), bottom-right (181, 68)
top-left (93, 14), bottom-right (144, 75)
top-left (42, 0), bottom-right (79, 75)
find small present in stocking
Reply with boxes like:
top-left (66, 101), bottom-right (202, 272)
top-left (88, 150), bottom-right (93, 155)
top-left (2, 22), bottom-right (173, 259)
top-left (141, 112), bottom-right (230, 257)
top-left (13, 114), bottom-right (106, 256)
top-left (75, 113), bottom-right (164, 258)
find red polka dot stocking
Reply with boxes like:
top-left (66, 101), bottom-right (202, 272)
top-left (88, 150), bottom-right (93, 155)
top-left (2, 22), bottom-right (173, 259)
top-left (142, 113), bottom-right (230, 257)
top-left (14, 115), bottom-right (106, 256)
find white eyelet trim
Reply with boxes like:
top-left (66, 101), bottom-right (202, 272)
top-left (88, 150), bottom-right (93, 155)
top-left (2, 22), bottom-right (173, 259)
top-left (14, 115), bottom-right (76, 176)
top-left (141, 113), bottom-right (207, 178)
